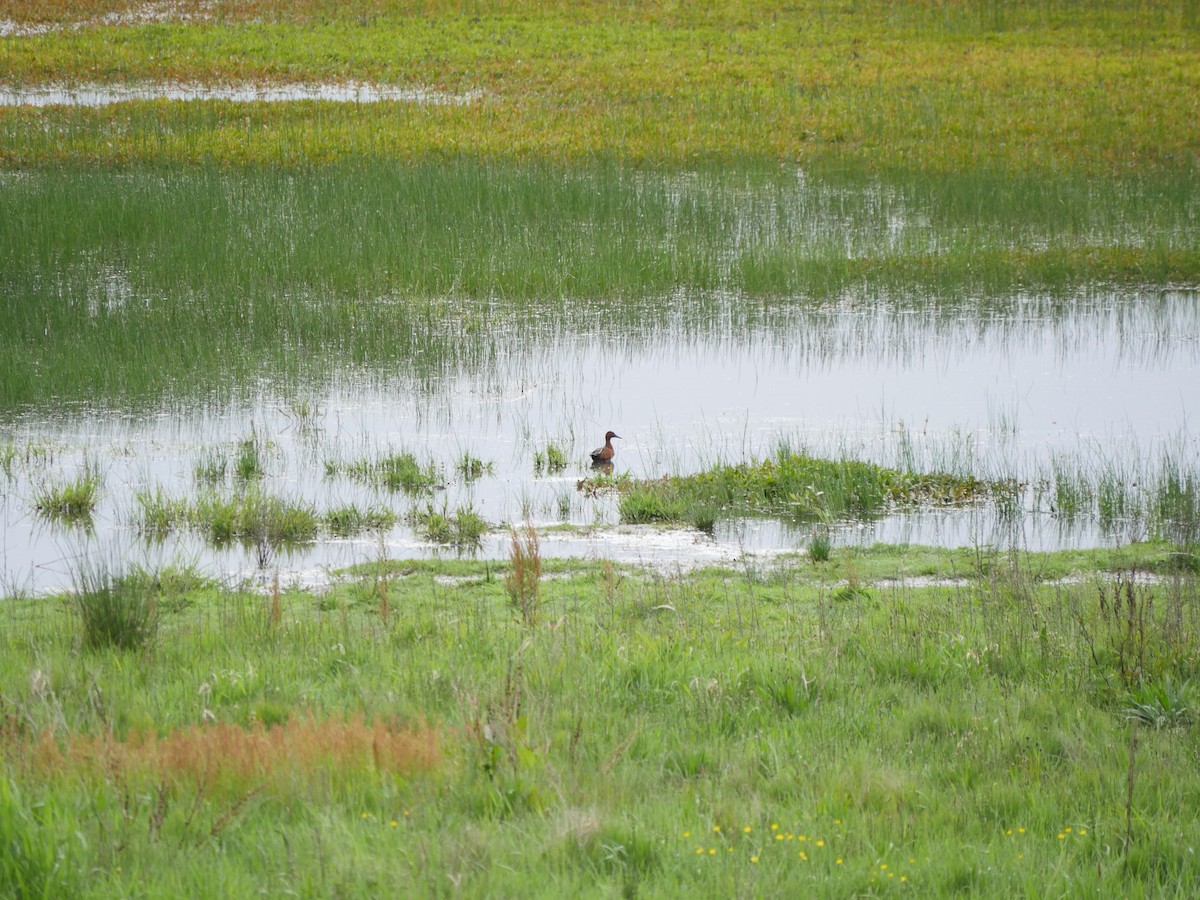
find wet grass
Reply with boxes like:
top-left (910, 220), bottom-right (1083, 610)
top-left (407, 503), bottom-right (488, 548)
top-left (2, 546), bottom-right (1199, 895)
top-left (607, 447), bottom-right (1011, 529)
top-left (1, 163), bottom-right (1196, 412)
top-left (455, 453), bottom-right (491, 483)
top-left (324, 503), bottom-right (397, 538)
top-left (1, 1), bottom-right (1198, 173)
top-left (329, 451), bottom-right (442, 495)
top-left (136, 487), bottom-right (319, 547)
top-left (33, 466), bottom-right (101, 524)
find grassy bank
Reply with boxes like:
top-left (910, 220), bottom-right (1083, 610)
top-left (1, 1), bottom-right (1198, 172)
top-left (2, 545), bottom-right (1199, 896)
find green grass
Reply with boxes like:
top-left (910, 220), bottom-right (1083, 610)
top-left (2, 545), bottom-right (1199, 895)
top-left (1, 163), bottom-right (1196, 412)
top-left (33, 467), bottom-right (101, 523)
top-left (407, 503), bottom-right (488, 547)
top-left (608, 447), bottom-right (1010, 528)
top-left (1, 1), bottom-right (1198, 173)
top-left (331, 451), bottom-right (442, 494)
top-left (455, 453), bottom-right (491, 482)
top-left (324, 503), bottom-right (398, 537)
top-left (534, 443), bottom-right (569, 476)
top-left (136, 487), bottom-right (319, 547)
top-left (72, 561), bottom-right (158, 651)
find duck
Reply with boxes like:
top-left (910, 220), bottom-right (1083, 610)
top-left (589, 431), bottom-right (621, 465)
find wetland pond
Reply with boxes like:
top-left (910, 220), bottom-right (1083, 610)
top-left (2, 166), bottom-right (1198, 593)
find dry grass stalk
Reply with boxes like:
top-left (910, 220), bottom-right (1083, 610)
top-left (504, 525), bottom-right (541, 627)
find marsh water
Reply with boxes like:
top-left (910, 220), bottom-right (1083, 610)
top-left (2, 166), bottom-right (1198, 593)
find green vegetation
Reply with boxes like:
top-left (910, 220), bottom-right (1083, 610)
top-left (608, 448), bottom-right (1010, 528)
top-left (534, 443), bottom-right (569, 475)
top-left (329, 451), bottom-right (442, 494)
top-left (2, 546), bottom-right (1199, 895)
top-left (324, 503), bottom-right (398, 537)
top-left (33, 467), bottom-right (101, 524)
top-left (1, 1), bottom-right (1198, 173)
top-left (407, 503), bottom-right (488, 547)
top-left (1, 164), bottom-right (1196, 411)
top-left (72, 562), bottom-right (159, 651)
top-left (137, 487), bottom-right (319, 547)
top-left (2, 2), bottom-right (1199, 895)
top-left (456, 453), bottom-right (491, 482)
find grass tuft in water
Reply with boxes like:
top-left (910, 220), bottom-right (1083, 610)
top-left (325, 504), bottom-right (398, 537)
top-left (33, 467), bottom-right (100, 524)
top-left (334, 452), bottom-right (441, 494)
top-left (535, 444), bottom-right (568, 476)
top-left (408, 504), bottom-right (487, 548)
top-left (455, 453), bottom-right (492, 483)
top-left (136, 488), bottom-right (318, 548)
top-left (809, 525), bottom-right (833, 563)
top-left (193, 448), bottom-right (228, 487)
top-left (234, 431), bottom-right (268, 483)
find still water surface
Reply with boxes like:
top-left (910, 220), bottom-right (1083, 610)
top-left (2, 289), bottom-right (1197, 594)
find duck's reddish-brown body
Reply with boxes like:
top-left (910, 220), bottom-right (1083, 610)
top-left (590, 431), bottom-right (621, 463)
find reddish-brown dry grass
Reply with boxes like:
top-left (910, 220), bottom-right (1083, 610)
top-left (16, 713), bottom-right (442, 793)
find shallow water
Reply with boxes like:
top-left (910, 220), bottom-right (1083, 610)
top-left (2, 288), bottom-right (1197, 595)
top-left (0, 82), bottom-right (480, 107)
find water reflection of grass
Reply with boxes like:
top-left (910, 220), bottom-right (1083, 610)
top-left (3, 545), bottom-right (1198, 895)
top-left (2, 165), bottom-right (1196, 410)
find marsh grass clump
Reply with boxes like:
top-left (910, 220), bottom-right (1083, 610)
top-left (34, 468), bottom-right (100, 524)
top-left (336, 452), bottom-right (441, 494)
top-left (0, 442), bottom-right (15, 480)
top-left (325, 504), bottom-right (397, 537)
top-left (193, 448), bottom-right (228, 486)
top-left (609, 448), bottom-right (1002, 528)
top-left (73, 563), bottom-right (158, 652)
top-left (196, 490), bottom-right (320, 547)
top-left (234, 431), bottom-right (268, 482)
top-left (534, 444), bottom-right (568, 476)
top-left (408, 504), bottom-right (487, 548)
top-left (456, 453), bottom-right (492, 482)
top-left (809, 525), bottom-right (833, 562)
top-left (135, 487), bottom-right (190, 536)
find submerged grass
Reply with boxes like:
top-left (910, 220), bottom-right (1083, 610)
top-left (2, 547), bottom-right (1199, 895)
top-left (1, 163), bottom-right (1196, 411)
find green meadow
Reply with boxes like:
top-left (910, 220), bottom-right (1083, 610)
top-left (3, 1), bottom-right (1200, 896)
top-left (4, 547), bottom-right (1200, 896)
